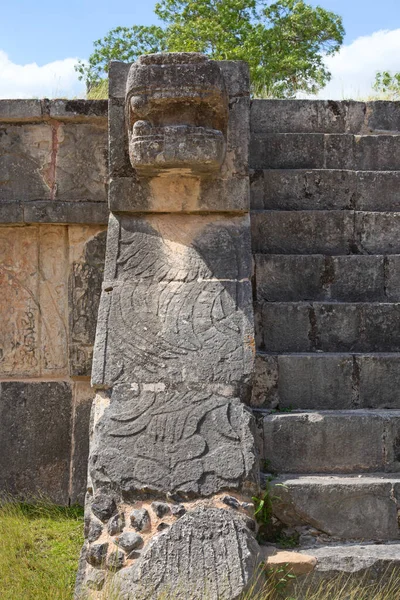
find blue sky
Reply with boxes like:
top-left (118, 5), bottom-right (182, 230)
top-left (0, 0), bottom-right (399, 98)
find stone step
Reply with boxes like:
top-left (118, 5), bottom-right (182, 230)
top-left (252, 353), bottom-right (400, 411)
top-left (250, 133), bottom-right (400, 171)
top-left (255, 302), bottom-right (400, 353)
top-left (260, 410), bottom-right (400, 474)
top-left (250, 169), bottom-right (400, 211)
top-left (269, 474), bottom-right (400, 542)
top-left (251, 210), bottom-right (400, 255)
top-left (254, 254), bottom-right (400, 303)
top-left (251, 100), bottom-right (400, 135)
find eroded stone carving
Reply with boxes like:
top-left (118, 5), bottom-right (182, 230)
top-left (77, 52), bottom-right (259, 599)
top-left (126, 53), bottom-right (228, 174)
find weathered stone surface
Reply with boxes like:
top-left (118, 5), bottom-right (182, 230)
top-left (356, 171), bottom-right (400, 211)
top-left (255, 255), bottom-right (384, 302)
top-left (0, 225), bottom-right (69, 377)
top-left (23, 200), bottom-right (108, 224)
top-left (250, 133), bottom-right (324, 170)
top-left (69, 382), bottom-right (96, 506)
top-left (87, 542), bottom-right (108, 567)
top-left (272, 475), bottom-right (400, 541)
top-left (250, 354), bottom-right (279, 408)
top-left (358, 354), bottom-right (400, 409)
top-left (255, 302), bottom-right (311, 353)
top-left (108, 513), bottom-right (125, 536)
top-left (251, 211), bottom-right (354, 255)
top-left (114, 508), bottom-right (260, 600)
top-left (115, 532), bottom-right (143, 552)
top-left (130, 509), bottom-right (151, 532)
top-left (356, 212), bottom-right (400, 254)
top-left (92, 214), bottom-right (253, 386)
top-left (262, 411), bottom-right (400, 473)
top-left (91, 493), bottom-right (117, 522)
top-left (278, 354), bottom-right (355, 410)
top-left (69, 229), bottom-right (107, 376)
top-left (264, 549), bottom-right (317, 575)
top-left (90, 385), bottom-right (258, 496)
top-left (0, 381), bottom-right (72, 504)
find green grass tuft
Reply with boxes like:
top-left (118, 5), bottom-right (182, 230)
top-left (0, 499), bottom-right (83, 600)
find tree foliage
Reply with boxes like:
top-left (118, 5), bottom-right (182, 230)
top-left (373, 71), bottom-right (400, 100)
top-left (76, 0), bottom-right (344, 97)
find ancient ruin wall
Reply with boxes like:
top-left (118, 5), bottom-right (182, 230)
top-left (0, 99), bottom-right (108, 505)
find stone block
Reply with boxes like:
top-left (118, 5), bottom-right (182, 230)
top-left (0, 225), bottom-right (68, 377)
top-left (109, 61), bottom-right (131, 99)
top-left (0, 201), bottom-right (23, 223)
top-left (356, 171), bottom-right (400, 211)
top-left (0, 381), bottom-right (72, 504)
top-left (250, 354), bottom-right (279, 408)
top-left (255, 255), bottom-right (325, 302)
top-left (314, 303), bottom-right (363, 352)
top-left (93, 278), bottom-right (254, 386)
top-left (358, 354), bottom-right (400, 409)
top-left (108, 98), bottom-right (133, 178)
top-left (353, 135), bottom-right (400, 171)
top-left (70, 382), bottom-right (95, 505)
top-left (278, 354), bottom-right (355, 410)
top-left (114, 508), bottom-right (259, 599)
top-left (223, 96), bottom-right (249, 176)
top-left (250, 169), bottom-right (356, 211)
top-left (385, 256), bottom-right (400, 301)
top-left (250, 133), bottom-right (324, 169)
top-left (330, 256), bottom-right (384, 302)
top-left (90, 385), bottom-right (258, 496)
top-left (23, 201), bottom-right (109, 224)
top-left (251, 211), bottom-right (353, 255)
top-left (318, 101), bottom-right (365, 134)
top-left (69, 230), bottom-right (107, 377)
top-left (366, 101), bottom-right (400, 133)
top-left (324, 134), bottom-right (354, 169)
top-left (262, 411), bottom-right (400, 473)
top-left (356, 212), bottom-right (400, 254)
top-left (55, 123), bottom-right (107, 201)
top-left (219, 60), bottom-right (250, 97)
top-left (362, 303), bottom-right (400, 352)
top-left (272, 475), bottom-right (400, 541)
top-left (255, 302), bottom-right (311, 353)
top-left (250, 100), bottom-right (319, 134)
top-left (0, 99), bottom-right (43, 121)
top-left (0, 123), bottom-right (52, 201)
top-left (48, 100), bottom-right (108, 120)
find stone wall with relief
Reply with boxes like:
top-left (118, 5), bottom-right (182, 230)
top-left (0, 99), bottom-right (109, 504)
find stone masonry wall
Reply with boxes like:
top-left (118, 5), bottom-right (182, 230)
top-left (0, 100), bottom-right (108, 505)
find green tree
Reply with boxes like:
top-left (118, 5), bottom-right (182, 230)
top-left (77, 0), bottom-right (344, 98)
top-left (373, 71), bottom-right (400, 100)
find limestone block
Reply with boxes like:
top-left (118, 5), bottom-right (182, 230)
top-left (272, 475), bottom-right (400, 541)
top-left (278, 354), bottom-right (354, 410)
top-left (255, 255), bottom-right (325, 302)
top-left (250, 354), bottom-right (279, 408)
top-left (251, 211), bottom-right (353, 255)
top-left (68, 228), bottom-right (107, 377)
top-left (0, 123), bottom-right (52, 201)
top-left (23, 200), bottom-right (109, 224)
top-left (90, 385), bottom-right (258, 496)
top-left (55, 123), bottom-right (107, 201)
top-left (329, 256), bottom-right (384, 301)
top-left (93, 214), bottom-right (254, 386)
top-left (0, 226), bottom-right (41, 376)
top-left (70, 382), bottom-right (96, 505)
top-left (356, 212), bottom-right (400, 254)
top-left (39, 225), bottom-right (69, 375)
top-left (362, 303), bottom-right (400, 352)
top-left (0, 381), bottom-right (72, 504)
top-left (262, 411), bottom-right (400, 473)
top-left (250, 133), bottom-right (324, 170)
top-left (114, 507), bottom-right (259, 599)
top-left (366, 101), bottom-right (400, 133)
top-left (251, 169), bottom-right (356, 211)
top-left (264, 550), bottom-right (317, 575)
top-left (358, 355), bottom-right (400, 409)
top-left (255, 302), bottom-right (311, 353)
top-left (357, 171), bottom-right (400, 211)
top-left (314, 303), bottom-right (363, 352)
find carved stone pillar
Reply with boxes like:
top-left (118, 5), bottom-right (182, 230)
top-left (77, 53), bottom-right (260, 599)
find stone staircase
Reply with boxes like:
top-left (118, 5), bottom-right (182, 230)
top-left (249, 100), bottom-right (400, 576)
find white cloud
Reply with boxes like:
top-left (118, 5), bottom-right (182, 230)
top-left (0, 51), bottom-right (86, 99)
top-left (303, 29), bottom-right (400, 100)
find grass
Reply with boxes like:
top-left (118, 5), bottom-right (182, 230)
top-left (0, 499), bottom-right (84, 600)
top-left (0, 500), bottom-right (399, 599)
